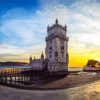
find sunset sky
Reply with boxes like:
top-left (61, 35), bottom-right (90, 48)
top-left (0, 0), bottom-right (100, 67)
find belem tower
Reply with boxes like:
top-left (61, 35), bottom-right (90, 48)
top-left (29, 19), bottom-right (69, 73)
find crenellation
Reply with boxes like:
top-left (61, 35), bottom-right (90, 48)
top-left (47, 23), bottom-right (67, 32)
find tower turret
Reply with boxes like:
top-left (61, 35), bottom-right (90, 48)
top-left (65, 24), bottom-right (67, 31)
top-left (29, 56), bottom-right (32, 65)
top-left (41, 51), bottom-right (44, 60)
top-left (47, 25), bottom-right (49, 31)
top-left (55, 18), bottom-right (58, 24)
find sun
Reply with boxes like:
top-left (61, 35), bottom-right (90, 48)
top-left (95, 58), bottom-right (100, 62)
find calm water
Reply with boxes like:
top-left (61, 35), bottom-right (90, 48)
top-left (68, 67), bottom-right (83, 71)
top-left (0, 66), bottom-right (31, 69)
top-left (0, 66), bottom-right (83, 71)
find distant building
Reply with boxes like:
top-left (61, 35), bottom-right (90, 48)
top-left (29, 19), bottom-right (69, 72)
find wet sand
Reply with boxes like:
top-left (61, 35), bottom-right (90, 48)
top-left (39, 74), bottom-right (100, 89)
top-left (28, 72), bottom-right (100, 89)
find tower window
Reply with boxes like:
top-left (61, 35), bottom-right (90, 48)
top-left (49, 51), bottom-right (52, 54)
top-left (61, 46), bottom-right (64, 50)
top-left (55, 51), bottom-right (58, 57)
top-left (49, 46), bottom-right (52, 50)
top-left (50, 55), bottom-right (51, 58)
top-left (62, 54), bottom-right (64, 58)
top-left (50, 40), bottom-right (52, 44)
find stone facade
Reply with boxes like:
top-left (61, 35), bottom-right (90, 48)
top-left (29, 19), bottom-right (69, 72)
top-left (45, 19), bottom-right (69, 72)
top-left (29, 52), bottom-right (46, 70)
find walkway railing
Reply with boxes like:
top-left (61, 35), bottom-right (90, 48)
top-left (0, 68), bottom-right (33, 85)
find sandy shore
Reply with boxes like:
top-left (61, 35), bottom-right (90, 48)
top-left (29, 72), bottom-right (100, 89)
top-left (1, 79), bottom-right (100, 100)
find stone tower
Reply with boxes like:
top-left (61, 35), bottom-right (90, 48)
top-left (45, 19), bottom-right (69, 72)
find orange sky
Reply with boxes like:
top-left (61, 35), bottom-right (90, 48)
top-left (1, 47), bottom-right (100, 68)
top-left (68, 47), bottom-right (100, 67)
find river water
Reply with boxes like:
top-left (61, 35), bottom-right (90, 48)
top-left (0, 66), bottom-right (31, 69)
top-left (0, 66), bottom-right (83, 71)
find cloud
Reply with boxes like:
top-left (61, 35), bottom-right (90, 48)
top-left (68, 0), bottom-right (100, 49)
top-left (39, 0), bottom-right (100, 51)
top-left (0, 54), bottom-right (20, 59)
top-left (0, 44), bottom-right (27, 54)
top-left (0, 0), bottom-right (100, 62)
top-left (0, 8), bottom-right (46, 47)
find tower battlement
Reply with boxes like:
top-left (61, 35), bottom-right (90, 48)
top-left (47, 19), bottom-right (67, 32)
